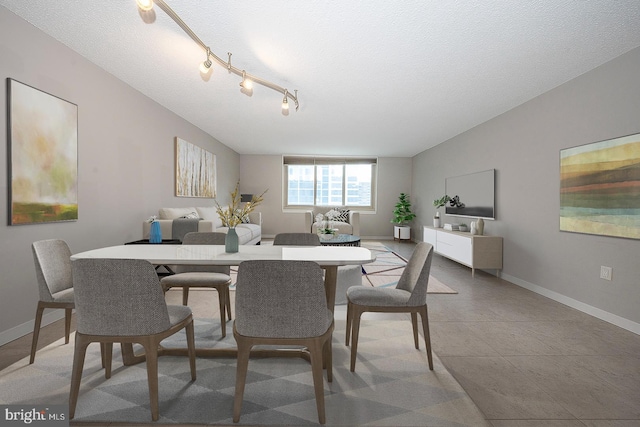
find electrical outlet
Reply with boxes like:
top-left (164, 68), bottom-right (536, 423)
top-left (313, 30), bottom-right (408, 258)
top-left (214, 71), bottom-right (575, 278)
top-left (600, 266), bottom-right (612, 281)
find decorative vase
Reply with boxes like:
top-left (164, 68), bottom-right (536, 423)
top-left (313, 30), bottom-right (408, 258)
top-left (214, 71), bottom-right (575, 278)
top-left (476, 218), bottom-right (484, 235)
top-left (470, 222), bottom-right (478, 235)
top-left (433, 217), bottom-right (441, 228)
top-left (149, 221), bottom-right (162, 243)
top-left (225, 227), bottom-right (239, 253)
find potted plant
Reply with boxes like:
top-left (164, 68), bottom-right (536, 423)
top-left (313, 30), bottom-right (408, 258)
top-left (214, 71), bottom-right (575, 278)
top-left (391, 193), bottom-right (416, 241)
top-left (433, 195), bottom-right (450, 228)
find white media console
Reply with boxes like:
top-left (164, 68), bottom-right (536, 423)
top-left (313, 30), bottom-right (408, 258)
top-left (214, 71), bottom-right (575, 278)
top-left (423, 226), bottom-right (503, 277)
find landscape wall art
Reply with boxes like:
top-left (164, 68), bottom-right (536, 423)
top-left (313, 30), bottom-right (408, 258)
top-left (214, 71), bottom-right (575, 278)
top-left (7, 79), bottom-right (78, 225)
top-left (560, 132), bottom-right (640, 239)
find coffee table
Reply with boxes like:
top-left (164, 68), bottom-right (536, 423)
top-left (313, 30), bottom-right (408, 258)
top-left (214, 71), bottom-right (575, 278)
top-left (319, 234), bottom-right (361, 247)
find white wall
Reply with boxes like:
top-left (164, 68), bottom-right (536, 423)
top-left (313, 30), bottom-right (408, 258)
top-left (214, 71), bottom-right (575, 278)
top-left (240, 156), bottom-right (413, 238)
top-left (412, 46), bottom-right (640, 332)
top-left (0, 7), bottom-right (240, 344)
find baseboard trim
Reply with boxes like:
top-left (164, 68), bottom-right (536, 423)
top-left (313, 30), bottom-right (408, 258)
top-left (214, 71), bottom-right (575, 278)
top-left (0, 310), bottom-right (65, 347)
top-left (502, 272), bottom-right (640, 335)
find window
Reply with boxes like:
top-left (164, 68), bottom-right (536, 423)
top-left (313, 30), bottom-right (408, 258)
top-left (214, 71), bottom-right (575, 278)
top-left (284, 156), bottom-right (377, 210)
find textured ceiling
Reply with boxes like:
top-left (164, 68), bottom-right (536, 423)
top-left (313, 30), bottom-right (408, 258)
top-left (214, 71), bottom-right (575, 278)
top-left (2, 0), bottom-right (640, 157)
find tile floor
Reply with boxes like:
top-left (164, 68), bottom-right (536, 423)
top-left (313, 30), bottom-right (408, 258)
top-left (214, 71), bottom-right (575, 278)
top-left (2, 239), bottom-right (640, 426)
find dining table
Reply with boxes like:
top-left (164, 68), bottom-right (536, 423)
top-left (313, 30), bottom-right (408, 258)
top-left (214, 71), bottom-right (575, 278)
top-left (71, 243), bottom-right (375, 363)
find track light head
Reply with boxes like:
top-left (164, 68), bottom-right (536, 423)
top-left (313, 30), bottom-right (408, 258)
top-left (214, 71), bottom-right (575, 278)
top-left (136, 0), bottom-right (154, 12)
top-left (240, 71), bottom-right (253, 90)
top-left (199, 47), bottom-right (212, 74)
top-left (282, 90), bottom-right (290, 110)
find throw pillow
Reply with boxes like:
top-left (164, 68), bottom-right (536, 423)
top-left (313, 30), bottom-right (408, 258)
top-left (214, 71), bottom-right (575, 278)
top-left (180, 211), bottom-right (200, 219)
top-left (325, 209), bottom-right (341, 220)
top-left (241, 214), bottom-right (251, 224)
top-left (335, 208), bottom-right (350, 222)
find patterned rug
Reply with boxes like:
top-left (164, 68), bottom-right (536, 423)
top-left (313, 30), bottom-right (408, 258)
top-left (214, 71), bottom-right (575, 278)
top-left (0, 319), bottom-right (488, 426)
top-left (230, 241), bottom-right (457, 294)
top-left (361, 242), bottom-right (458, 294)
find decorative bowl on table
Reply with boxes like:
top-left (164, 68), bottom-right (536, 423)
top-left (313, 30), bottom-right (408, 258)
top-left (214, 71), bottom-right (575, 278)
top-left (318, 229), bottom-right (338, 240)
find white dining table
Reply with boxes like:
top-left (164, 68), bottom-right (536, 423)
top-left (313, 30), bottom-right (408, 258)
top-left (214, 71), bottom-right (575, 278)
top-left (71, 243), bottom-right (375, 362)
top-left (71, 244), bottom-right (375, 312)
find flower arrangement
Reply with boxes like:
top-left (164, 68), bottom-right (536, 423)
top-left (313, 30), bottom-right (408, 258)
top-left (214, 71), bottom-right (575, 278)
top-left (315, 213), bottom-right (338, 238)
top-left (214, 181), bottom-right (267, 228)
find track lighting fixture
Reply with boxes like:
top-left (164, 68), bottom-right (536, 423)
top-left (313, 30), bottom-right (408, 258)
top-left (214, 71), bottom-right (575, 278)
top-left (199, 47), bottom-right (212, 74)
top-left (135, 0), bottom-right (299, 112)
top-left (240, 70), bottom-right (253, 90)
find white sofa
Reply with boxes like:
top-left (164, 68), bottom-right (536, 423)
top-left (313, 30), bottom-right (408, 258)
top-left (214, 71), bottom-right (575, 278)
top-left (142, 206), bottom-right (262, 245)
top-left (305, 208), bottom-right (360, 236)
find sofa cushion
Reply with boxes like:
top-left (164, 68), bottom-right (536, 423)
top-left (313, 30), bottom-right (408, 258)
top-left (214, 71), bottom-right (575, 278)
top-left (195, 206), bottom-right (217, 221)
top-left (159, 207), bottom-right (197, 220)
top-left (237, 223), bottom-right (261, 240)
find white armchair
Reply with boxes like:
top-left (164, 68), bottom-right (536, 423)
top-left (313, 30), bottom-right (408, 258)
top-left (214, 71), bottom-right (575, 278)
top-left (305, 208), bottom-right (360, 236)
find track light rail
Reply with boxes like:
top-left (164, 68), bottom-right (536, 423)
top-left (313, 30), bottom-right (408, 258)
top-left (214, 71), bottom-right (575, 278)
top-left (138, 0), bottom-right (299, 111)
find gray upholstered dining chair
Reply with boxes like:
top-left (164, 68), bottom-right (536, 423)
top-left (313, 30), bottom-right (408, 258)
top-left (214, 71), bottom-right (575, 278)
top-left (233, 260), bottom-right (334, 424)
top-left (345, 242), bottom-right (434, 372)
top-left (273, 232), bottom-right (321, 246)
top-left (69, 258), bottom-right (196, 422)
top-left (30, 239), bottom-right (75, 364)
top-left (160, 232), bottom-right (232, 337)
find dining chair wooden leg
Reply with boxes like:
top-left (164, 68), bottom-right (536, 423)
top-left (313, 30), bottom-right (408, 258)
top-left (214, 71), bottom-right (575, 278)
top-left (64, 308), bottom-right (73, 344)
top-left (142, 339), bottom-right (160, 421)
top-left (345, 301), bottom-right (353, 346)
top-left (308, 339), bottom-right (327, 424)
top-left (323, 335), bottom-right (333, 383)
top-left (420, 306), bottom-right (434, 370)
top-left (349, 306), bottom-right (364, 372)
top-left (218, 288), bottom-right (227, 338)
top-left (182, 286), bottom-right (189, 306)
top-left (29, 303), bottom-right (45, 364)
top-left (233, 339), bottom-right (252, 423)
top-left (103, 343), bottom-right (113, 379)
top-left (185, 319), bottom-right (197, 381)
top-left (225, 286), bottom-right (232, 320)
top-left (69, 334), bottom-right (90, 419)
top-left (411, 312), bottom-right (420, 349)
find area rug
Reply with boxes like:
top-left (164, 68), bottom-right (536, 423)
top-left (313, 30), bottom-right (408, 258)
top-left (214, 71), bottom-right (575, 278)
top-left (230, 241), bottom-right (457, 294)
top-left (0, 319), bottom-right (489, 426)
top-left (361, 242), bottom-right (458, 294)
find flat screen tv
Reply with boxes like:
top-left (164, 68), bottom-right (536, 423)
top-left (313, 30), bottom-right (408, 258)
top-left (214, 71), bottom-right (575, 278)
top-left (445, 169), bottom-right (495, 220)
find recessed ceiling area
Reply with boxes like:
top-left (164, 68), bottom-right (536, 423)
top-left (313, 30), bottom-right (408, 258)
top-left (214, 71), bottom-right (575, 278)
top-left (2, 0), bottom-right (640, 157)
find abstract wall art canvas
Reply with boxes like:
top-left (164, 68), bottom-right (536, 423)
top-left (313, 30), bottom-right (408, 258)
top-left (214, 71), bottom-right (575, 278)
top-left (7, 79), bottom-right (78, 225)
top-left (175, 137), bottom-right (216, 198)
top-left (560, 133), bottom-right (640, 239)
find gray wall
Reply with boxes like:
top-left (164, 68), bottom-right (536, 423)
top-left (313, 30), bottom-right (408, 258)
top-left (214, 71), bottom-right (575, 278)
top-left (0, 7), bottom-right (240, 344)
top-left (240, 156), bottom-right (413, 239)
top-left (412, 47), bottom-right (640, 332)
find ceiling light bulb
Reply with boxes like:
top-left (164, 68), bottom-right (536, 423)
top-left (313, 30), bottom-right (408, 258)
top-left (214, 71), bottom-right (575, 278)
top-left (239, 71), bottom-right (253, 90)
top-left (136, 0), bottom-right (154, 11)
top-left (199, 59), bottom-right (212, 74)
top-left (241, 78), bottom-right (253, 90)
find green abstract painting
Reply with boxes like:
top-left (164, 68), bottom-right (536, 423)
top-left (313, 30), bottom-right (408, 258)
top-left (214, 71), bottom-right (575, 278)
top-left (7, 79), bottom-right (78, 225)
top-left (560, 133), bottom-right (640, 239)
